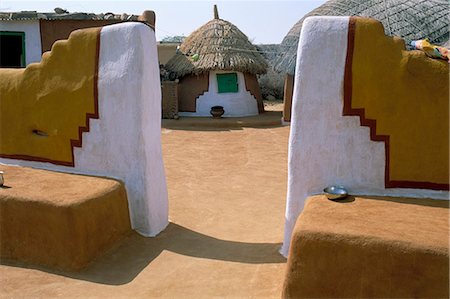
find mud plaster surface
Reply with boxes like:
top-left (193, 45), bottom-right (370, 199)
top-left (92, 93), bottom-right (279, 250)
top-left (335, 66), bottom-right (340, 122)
top-left (0, 125), bottom-right (289, 298)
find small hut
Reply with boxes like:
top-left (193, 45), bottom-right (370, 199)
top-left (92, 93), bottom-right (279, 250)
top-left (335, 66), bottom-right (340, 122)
top-left (165, 5), bottom-right (268, 117)
top-left (275, 0), bottom-right (449, 122)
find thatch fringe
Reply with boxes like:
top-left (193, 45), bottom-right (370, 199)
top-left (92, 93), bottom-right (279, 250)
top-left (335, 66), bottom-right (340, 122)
top-left (275, 0), bottom-right (449, 75)
top-left (165, 18), bottom-right (268, 77)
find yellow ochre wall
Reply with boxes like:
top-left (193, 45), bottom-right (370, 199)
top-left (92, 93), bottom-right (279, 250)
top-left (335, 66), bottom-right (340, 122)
top-left (0, 27), bottom-right (100, 166)
top-left (349, 18), bottom-right (449, 188)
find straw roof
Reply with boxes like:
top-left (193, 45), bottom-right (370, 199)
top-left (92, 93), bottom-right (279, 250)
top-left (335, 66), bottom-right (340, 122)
top-left (275, 0), bottom-right (449, 75)
top-left (165, 7), bottom-right (268, 77)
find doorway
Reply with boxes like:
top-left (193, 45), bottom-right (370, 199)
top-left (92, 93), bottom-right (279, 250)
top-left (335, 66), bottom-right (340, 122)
top-left (0, 31), bottom-right (26, 68)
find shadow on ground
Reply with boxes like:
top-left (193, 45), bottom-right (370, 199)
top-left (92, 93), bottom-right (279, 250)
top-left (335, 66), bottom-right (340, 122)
top-left (1, 222), bottom-right (285, 285)
top-left (362, 195), bottom-right (450, 208)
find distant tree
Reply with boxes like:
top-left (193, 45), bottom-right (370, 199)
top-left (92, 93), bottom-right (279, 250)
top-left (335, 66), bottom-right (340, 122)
top-left (160, 35), bottom-right (186, 43)
top-left (256, 44), bottom-right (284, 100)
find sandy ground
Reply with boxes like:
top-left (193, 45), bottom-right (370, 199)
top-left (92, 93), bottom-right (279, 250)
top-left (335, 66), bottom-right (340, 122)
top-left (263, 100), bottom-right (283, 112)
top-left (0, 118), bottom-right (291, 298)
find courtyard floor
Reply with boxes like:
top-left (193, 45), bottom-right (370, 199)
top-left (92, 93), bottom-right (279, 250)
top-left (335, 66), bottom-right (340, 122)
top-left (0, 107), bottom-right (291, 298)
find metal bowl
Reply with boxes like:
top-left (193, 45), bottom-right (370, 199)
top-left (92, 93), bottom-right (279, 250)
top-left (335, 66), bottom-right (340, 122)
top-left (323, 185), bottom-right (348, 200)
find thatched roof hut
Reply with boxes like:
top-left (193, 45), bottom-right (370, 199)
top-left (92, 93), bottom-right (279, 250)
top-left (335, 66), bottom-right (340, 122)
top-left (165, 6), bottom-right (268, 77)
top-left (275, 0), bottom-right (449, 75)
top-left (165, 5), bottom-right (267, 117)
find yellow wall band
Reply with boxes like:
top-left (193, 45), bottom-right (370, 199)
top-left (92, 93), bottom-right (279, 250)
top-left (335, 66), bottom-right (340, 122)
top-left (0, 27), bottom-right (100, 165)
top-left (349, 18), bottom-right (449, 188)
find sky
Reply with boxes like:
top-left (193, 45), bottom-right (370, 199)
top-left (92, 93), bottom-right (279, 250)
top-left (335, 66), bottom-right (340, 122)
top-left (0, 0), bottom-right (327, 44)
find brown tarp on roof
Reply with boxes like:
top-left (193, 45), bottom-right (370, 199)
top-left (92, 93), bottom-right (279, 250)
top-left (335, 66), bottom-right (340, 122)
top-left (39, 19), bottom-right (120, 53)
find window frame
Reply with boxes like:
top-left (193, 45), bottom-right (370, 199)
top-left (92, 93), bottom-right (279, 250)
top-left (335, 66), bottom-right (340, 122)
top-left (0, 31), bottom-right (26, 67)
top-left (216, 72), bottom-right (239, 93)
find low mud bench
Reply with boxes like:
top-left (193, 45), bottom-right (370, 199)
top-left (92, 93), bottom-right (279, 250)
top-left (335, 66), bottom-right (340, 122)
top-left (283, 195), bottom-right (449, 298)
top-left (0, 165), bottom-right (132, 271)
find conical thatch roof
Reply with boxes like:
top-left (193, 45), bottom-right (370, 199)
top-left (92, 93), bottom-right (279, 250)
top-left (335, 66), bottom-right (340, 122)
top-left (275, 0), bottom-right (449, 75)
top-left (165, 7), bottom-right (268, 77)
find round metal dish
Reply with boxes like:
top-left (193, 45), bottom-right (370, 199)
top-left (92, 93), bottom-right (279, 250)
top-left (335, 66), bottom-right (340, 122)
top-left (323, 185), bottom-right (348, 200)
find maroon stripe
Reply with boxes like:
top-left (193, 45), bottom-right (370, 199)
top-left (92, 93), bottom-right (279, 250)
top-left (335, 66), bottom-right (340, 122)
top-left (343, 17), bottom-right (356, 117)
top-left (69, 27), bottom-right (101, 166)
top-left (0, 154), bottom-right (73, 167)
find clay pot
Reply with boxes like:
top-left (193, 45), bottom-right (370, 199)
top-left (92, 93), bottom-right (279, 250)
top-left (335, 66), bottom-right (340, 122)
top-left (210, 106), bottom-right (225, 118)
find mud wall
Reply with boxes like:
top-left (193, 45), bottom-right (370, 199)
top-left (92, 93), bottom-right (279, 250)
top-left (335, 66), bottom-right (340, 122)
top-left (244, 73), bottom-right (264, 113)
top-left (282, 16), bottom-right (449, 256)
top-left (0, 22), bottom-right (168, 238)
top-left (178, 73), bottom-right (209, 112)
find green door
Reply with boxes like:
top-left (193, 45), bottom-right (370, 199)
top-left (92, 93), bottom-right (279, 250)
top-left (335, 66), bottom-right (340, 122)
top-left (217, 73), bottom-right (238, 93)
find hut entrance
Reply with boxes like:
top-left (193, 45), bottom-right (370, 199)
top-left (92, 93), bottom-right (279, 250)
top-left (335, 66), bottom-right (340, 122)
top-left (0, 31), bottom-right (25, 68)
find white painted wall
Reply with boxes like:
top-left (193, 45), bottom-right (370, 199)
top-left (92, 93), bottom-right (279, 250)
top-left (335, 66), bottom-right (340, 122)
top-left (0, 22), bottom-right (169, 237)
top-left (0, 20), bottom-right (42, 65)
top-left (281, 16), bottom-right (449, 257)
top-left (179, 70), bottom-right (259, 117)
